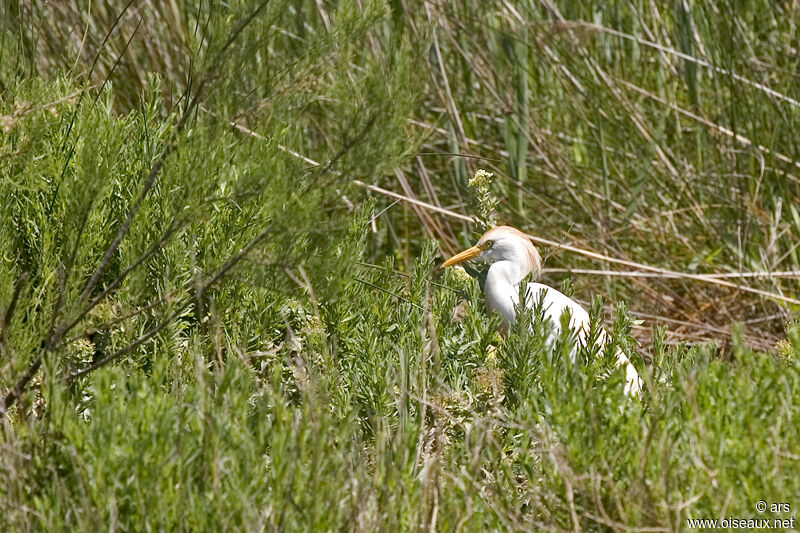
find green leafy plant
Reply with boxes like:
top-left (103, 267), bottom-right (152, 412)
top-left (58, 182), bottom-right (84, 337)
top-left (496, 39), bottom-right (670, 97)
top-left (1, 1), bottom-right (799, 531)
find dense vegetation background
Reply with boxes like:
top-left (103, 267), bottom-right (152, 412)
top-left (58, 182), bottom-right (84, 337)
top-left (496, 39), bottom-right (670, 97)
top-left (1, 0), bottom-right (799, 530)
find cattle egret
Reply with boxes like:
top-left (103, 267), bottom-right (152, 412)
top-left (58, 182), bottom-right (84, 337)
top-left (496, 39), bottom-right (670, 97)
top-left (443, 226), bottom-right (642, 396)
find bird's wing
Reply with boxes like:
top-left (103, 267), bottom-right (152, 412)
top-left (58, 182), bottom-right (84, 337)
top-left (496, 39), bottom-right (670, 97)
top-left (524, 282), bottom-right (592, 339)
top-left (524, 282), bottom-right (642, 396)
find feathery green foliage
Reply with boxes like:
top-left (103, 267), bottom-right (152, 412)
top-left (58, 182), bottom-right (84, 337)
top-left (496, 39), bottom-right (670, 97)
top-left (1, 0), bottom-right (799, 531)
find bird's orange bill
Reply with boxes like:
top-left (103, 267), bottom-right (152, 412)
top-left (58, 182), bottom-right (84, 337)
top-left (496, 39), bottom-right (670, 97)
top-left (442, 245), bottom-right (482, 268)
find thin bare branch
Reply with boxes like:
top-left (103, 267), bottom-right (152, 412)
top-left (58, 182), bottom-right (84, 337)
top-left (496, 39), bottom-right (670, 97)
top-left (544, 268), bottom-right (800, 280)
top-left (78, 95), bottom-right (198, 303)
top-left (0, 351), bottom-right (43, 416)
top-left (59, 217), bottom-right (184, 341)
top-left (79, 1), bottom-right (271, 303)
top-left (354, 181), bottom-right (800, 306)
top-left (66, 226), bottom-right (271, 382)
top-left (0, 272), bottom-right (29, 354)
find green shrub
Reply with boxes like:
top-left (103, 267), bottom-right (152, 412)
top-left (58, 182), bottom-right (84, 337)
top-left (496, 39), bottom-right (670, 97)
top-left (2, 1), bottom-right (799, 531)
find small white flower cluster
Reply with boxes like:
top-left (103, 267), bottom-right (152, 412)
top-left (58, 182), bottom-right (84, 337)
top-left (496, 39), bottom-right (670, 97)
top-left (468, 168), bottom-right (494, 189)
top-left (449, 265), bottom-right (473, 286)
top-left (468, 169), bottom-right (498, 230)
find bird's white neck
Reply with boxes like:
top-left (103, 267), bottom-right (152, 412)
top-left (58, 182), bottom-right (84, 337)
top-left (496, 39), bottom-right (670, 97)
top-left (484, 260), bottom-right (528, 328)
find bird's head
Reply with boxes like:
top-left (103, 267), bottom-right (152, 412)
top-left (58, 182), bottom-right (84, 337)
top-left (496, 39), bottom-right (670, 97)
top-left (442, 226), bottom-right (542, 278)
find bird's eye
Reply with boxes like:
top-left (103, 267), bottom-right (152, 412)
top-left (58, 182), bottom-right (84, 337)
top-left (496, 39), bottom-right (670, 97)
top-left (484, 240), bottom-right (494, 249)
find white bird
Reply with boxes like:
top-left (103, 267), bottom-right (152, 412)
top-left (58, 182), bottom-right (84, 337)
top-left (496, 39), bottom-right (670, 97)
top-left (442, 225), bottom-right (642, 396)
